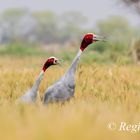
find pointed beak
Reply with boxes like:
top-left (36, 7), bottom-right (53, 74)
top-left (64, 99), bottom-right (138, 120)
top-left (93, 34), bottom-right (107, 42)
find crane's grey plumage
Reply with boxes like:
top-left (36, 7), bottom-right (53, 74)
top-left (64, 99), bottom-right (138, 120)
top-left (43, 50), bottom-right (82, 104)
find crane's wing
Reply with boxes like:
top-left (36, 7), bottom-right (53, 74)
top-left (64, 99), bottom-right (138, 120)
top-left (43, 79), bottom-right (75, 104)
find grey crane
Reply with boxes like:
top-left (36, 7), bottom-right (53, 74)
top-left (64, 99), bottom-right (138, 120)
top-left (43, 33), bottom-right (105, 104)
top-left (17, 56), bottom-right (60, 103)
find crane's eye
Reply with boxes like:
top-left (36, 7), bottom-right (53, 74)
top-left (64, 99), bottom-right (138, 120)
top-left (54, 60), bottom-right (57, 64)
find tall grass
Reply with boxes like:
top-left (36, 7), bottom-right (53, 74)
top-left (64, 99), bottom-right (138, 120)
top-left (0, 56), bottom-right (140, 140)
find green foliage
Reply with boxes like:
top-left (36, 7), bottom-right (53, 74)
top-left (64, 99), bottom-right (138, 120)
top-left (96, 16), bottom-right (134, 53)
top-left (0, 44), bottom-right (47, 56)
top-left (97, 16), bottom-right (133, 39)
top-left (60, 50), bottom-right (76, 62)
top-left (0, 42), bottom-right (133, 64)
top-left (2, 8), bottom-right (27, 20)
top-left (89, 42), bottom-right (109, 53)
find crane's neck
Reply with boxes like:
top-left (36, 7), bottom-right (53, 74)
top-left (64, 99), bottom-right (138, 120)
top-left (66, 49), bottom-right (82, 76)
top-left (31, 60), bottom-right (53, 93)
top-left (31, 70), bottom-right (44, 94)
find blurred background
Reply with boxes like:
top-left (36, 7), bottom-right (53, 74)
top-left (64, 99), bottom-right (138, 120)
top-left (0, 0), bottom-right (140, 64)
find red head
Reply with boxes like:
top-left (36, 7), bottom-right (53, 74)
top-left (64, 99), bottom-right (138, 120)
top-left (42, 57), bottom-right (59, 72)
top-left (80, 33), bottom-right (105, 51)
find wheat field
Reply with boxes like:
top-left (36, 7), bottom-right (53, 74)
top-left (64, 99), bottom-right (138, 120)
top-left (0, 56), bottom-right (140, 140)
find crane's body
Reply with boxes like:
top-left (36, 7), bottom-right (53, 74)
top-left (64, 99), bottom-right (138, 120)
top-left (44, 50), bottom-right (82, 104)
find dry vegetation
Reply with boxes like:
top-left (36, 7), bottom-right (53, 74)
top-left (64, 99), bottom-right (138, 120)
top-left (0, 56), bottom-right (140, 140)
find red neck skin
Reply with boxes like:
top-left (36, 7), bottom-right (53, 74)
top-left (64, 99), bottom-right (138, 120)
top-left (80, 39), bottom-right (88, 52)
top-left (42, 67), bottom-right (47, 72)
top-left (42, 62), bottom-right (52, 72)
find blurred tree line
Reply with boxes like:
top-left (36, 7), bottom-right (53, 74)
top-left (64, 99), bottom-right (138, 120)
top-left (0, 8), bottom-right (87, 45)
top-left (0, 8), bottom-right (138, 45)
top-left (118, 0), bottom-right (140, 63)
top-left (0, 8), bottom-right (140, 64)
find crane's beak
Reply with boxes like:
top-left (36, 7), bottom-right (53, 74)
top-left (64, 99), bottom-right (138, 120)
top-left (93, 34), bottom-right (107, 42)
top-left (55, 59), bottom-right (62, 66)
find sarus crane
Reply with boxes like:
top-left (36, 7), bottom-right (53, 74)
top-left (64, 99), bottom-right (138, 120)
top-left (43, 33), bottom-right (105, 104)
top-left (17, 56), bottom-right (60, 103)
